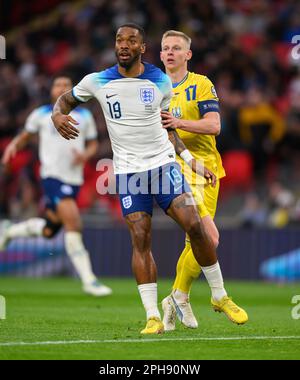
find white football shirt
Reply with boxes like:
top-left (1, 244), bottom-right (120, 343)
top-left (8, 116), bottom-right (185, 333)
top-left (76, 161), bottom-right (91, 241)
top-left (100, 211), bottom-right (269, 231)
top-left (72, 62), bottom-right (176, 174)
top-left (25, 105), bottom-right (97, 185)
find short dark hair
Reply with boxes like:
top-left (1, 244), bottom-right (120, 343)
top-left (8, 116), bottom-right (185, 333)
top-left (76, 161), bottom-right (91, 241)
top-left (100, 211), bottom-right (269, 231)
top-left (117, 23), bottom-right (146, 42)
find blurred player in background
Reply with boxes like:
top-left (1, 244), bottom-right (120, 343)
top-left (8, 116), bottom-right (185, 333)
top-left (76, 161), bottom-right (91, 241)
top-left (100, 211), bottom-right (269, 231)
top-left (160, 30), bottom-right (248, 329)
top-left (51, 23), bottom-right (243, 335)
top-left (0, 76), bottom-right (112, 297)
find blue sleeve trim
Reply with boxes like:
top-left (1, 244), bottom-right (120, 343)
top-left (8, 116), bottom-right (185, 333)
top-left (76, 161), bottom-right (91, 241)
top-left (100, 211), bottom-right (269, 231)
top-left (38, 104), bottom-right (53, 114)
top-left (197, 100), bottom-right (220, 116)
top-left (140, 64), bottom-right (171, 92)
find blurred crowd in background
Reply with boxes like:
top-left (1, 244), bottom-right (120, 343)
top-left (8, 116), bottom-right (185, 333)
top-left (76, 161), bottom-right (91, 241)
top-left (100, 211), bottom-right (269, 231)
top-left (0, 0), bottom-right (300, 228)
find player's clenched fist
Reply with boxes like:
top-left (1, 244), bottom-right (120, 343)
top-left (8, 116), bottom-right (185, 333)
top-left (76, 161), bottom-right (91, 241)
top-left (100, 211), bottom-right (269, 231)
top-left (51, 113), bottom-right (79, 140)
top-left (190, 159), bottom-right (217, 187)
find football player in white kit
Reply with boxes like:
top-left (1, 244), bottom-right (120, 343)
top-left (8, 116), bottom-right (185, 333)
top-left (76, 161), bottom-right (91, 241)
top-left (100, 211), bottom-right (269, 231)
top-left (1, 76), bottom-right (112, 297)
top-left (52, 24), bottom-right (230, 335)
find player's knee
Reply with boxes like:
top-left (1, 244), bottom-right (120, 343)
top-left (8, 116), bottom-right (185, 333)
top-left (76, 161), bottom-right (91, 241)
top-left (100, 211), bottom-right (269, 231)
top-left (42, 219), bottom-right (62, 239)
top-left (186, 219), bottom-right (203, 240)
top-left (131, 226), bottom-right (151, 252)
top-left (63, 220), bottom-right (82, 233)
top-left (208, 225), bottom-right (219, 248)
top-left (43, 227), bottom-right (61, 239)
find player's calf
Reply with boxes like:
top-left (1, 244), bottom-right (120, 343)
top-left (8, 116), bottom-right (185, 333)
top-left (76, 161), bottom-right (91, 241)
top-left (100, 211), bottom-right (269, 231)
top-left (188, 220), bottom-right (217, 267)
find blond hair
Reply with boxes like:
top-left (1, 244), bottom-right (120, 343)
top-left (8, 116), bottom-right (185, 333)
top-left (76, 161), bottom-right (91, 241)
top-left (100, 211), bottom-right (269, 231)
top-left (161, 30), bottom-right (192, 49)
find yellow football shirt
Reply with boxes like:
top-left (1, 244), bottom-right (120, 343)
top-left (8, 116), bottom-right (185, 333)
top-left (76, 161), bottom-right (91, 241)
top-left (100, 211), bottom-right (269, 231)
top-left (169, 72), bottom-right (225, 185)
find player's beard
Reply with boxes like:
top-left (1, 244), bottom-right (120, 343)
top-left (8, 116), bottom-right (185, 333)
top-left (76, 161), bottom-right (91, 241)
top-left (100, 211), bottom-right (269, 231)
top-left (116, 50), bottom-right (140, 69)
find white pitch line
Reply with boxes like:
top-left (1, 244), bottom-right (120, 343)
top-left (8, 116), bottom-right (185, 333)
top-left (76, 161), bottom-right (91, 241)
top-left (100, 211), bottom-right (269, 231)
top-left (0, 336), bottom-right (300, 347)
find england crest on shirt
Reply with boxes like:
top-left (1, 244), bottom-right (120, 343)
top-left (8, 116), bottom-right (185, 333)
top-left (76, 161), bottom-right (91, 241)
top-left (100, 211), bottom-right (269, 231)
top-left (140, 87), bottom-right (154, 104)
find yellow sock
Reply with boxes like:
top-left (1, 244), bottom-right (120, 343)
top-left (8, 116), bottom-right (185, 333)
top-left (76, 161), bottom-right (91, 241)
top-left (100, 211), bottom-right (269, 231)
top-left (173, 240), bottom-right (190, 290)
top-left (173, 240), bottom-right (202, 294)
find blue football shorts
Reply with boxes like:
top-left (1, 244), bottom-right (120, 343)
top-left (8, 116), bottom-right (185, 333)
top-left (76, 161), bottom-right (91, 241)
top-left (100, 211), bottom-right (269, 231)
top-left (41, 177), bottom-right (80, 211)
top-left (116, 162), bottom-right (191, 217)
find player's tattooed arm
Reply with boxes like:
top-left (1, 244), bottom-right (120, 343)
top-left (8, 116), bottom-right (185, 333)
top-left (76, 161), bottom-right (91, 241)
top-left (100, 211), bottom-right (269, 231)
top-left (51, 90), bottom-right (81, 140)
top-left (54, 90), bottom-right (81, 115)
top-left (167, 128), bottom-right (217, 187)
top-left (167, 128), bottom-right (186, 155)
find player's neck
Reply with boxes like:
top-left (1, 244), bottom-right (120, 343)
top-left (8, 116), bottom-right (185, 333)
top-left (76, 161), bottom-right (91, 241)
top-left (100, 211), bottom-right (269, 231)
top-left (118, 62), bottom-right (144, 78)
top-left (167, 67), bottom-right (188, 85)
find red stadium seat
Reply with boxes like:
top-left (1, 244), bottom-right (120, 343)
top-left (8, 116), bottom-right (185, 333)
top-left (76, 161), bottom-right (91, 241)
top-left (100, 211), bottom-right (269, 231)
top-left (39, 42), bottom-right (71, 74)
top-left (273, 42), bottom-right (292, 68)
top-left (8, 150), bottom-right (34, 175)
top-left (0, 138), bottom-right (11, 153)
top-left (220, 150), bottom-right (254, 197)
top-left (239, 34), bottom-right (263, 54)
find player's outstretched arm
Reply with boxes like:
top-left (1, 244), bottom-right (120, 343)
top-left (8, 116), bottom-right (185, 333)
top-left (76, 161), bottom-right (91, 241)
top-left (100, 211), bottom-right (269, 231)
top-left (52, 90), bottom-right (81, 140)
top-left (162, 110), bottom-right (221, 136)
top-left (1, 131), bottom-right (33, 165)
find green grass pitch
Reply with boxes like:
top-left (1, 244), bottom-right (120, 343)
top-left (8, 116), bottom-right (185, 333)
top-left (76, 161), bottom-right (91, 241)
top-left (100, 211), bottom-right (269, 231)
top-left (0, 277), bottom-right (299, 360)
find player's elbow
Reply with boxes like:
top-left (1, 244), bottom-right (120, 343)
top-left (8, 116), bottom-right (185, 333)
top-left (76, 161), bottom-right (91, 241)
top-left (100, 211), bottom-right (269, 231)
top-left (212, 233), bottom-right (219, 249)
top-left (211, 121), bottom-right (221, 136)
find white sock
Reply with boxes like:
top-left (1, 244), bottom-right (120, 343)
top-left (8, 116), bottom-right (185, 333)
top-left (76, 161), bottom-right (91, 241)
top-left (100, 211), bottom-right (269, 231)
top-left (138, 283), bottom-right (161, 320)
top-left (201, 262), bottom-right (227, 301)
top-left (7, 218), bottom-right (45, 239)
top-left (64, 231), bottom-right (97, 286)
top-left (173, 289), bottom-right (189, 303)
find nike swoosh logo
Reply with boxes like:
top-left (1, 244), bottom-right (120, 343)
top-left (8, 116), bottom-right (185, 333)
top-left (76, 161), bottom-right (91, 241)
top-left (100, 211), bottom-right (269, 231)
top-left (106, 94), bottom-right (117, 99)
top-left (171, 295), bottom-right (183, 322)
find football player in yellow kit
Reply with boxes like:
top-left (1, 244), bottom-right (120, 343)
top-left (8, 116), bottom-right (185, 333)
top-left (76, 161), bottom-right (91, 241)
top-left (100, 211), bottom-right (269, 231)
top-left (160, 30), bottom-right (248, 330)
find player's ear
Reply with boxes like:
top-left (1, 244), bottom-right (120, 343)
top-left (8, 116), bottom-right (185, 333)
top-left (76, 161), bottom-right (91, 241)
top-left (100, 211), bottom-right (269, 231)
top-left (141, 43), bottom-right (146, 54)
top-left (186, 50), bottom-right (192, 62)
